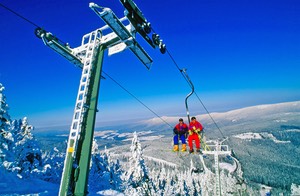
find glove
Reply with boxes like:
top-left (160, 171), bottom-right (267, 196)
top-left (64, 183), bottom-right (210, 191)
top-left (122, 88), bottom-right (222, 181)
top-left (193, 126), bottom-right (196, 130)
top-left (173, 129), bottom-right (178, 134)
top-left (195, 129), bottom-right (200, 133)
top-left (189, 130), bottom-right (193, 135)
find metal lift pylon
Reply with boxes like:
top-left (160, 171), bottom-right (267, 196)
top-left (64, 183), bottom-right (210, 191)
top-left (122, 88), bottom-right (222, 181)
top-left (35, 0), bottom-right (166, 195)
top-left (201, 138), bottom-right (231, 196)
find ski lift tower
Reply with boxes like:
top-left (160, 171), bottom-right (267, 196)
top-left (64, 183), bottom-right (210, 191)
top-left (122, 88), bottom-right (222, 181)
top-left (35, 0), bottom-right (166, 195)
top-left (202, 139), bottom-right (231, 196)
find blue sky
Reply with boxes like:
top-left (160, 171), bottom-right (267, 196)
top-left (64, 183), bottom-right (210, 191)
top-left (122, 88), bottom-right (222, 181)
top-left (1, 0), bottom-right (300, 129)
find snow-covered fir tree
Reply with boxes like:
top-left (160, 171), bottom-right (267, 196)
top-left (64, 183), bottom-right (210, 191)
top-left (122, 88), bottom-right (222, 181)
top-left (89, 140), bottom-right (123, 192)
top-left (0, 83), bottom-right (10, 131)
top-left (0, 83), bottom-right (49, 180)
top-left (123, 132), bottom-right (155, 195)
top-left (291, 183), bottom-right (300, 195)
top-left (41, 147), bottom-right (65, 183)
top-left (140, 149), bottom-right (255, 195)
top-left (0, 83), bottom-right (13, 165)
top-left (7, 117), bottom-right (43, 177)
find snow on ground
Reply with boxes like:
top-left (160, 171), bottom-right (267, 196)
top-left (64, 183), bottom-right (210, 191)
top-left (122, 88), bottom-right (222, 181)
top-left (144, 155), bottom-right (177, 168)
top-left (234, 132), bottom-right (291, 143)
top-left (260, 185), bottom-right (271, 196)
top-left (274, 119), bottom-right (288, 123)
top-left (291, 183), bottom-right (300, 196)
top-left (93, 130), bottom-right (158, 141)
top-left (94, 130), bottom-right (118, 138)
top-left (234, 132), bottom-right (263, 140)
top-left (0, 169), bottom-right (59, 195)
top-left (231, 119), bottom-right (238, 122)
top-left (138, 135), bottom-right (164, 141)
top-left (95, 189), bottom-right (124, 196)
top-left (117, 132), bottom-right (133, 138)
top-left (286, 129), bottom-right (300, 133)
top-left (219, 162), bottom-right (236, 173)
top-left (122, 135), bottom-right (164, 141)
top-left (264, 133), bottom-right (291, 144)
top-left (56, 134), bottom-right (68, 137)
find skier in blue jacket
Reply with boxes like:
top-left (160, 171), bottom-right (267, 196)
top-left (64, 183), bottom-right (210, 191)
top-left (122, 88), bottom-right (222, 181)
top-left (173, 118), bottom-right (188, 152)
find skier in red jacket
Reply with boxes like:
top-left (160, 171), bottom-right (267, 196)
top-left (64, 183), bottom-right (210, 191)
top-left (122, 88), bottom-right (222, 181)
top-left (173, 118), bottom-right (188, 152)
top-left (188, 116), bottom-right (204, 153)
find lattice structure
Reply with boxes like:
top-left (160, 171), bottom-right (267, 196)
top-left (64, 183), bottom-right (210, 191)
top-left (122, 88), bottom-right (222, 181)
top-left (203, 141), bottom-right (231, 196)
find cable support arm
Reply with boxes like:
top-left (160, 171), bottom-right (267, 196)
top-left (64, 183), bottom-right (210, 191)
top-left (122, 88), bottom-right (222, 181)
top-left (35, 28), bottom-right (83, 67)
top-left (89, 3), bottom-right (153, 68)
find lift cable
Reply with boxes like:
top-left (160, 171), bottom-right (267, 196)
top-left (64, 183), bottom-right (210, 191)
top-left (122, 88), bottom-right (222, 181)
top-left (165, 47), bottom-right (227, 139)
top-left (0, 3), bottom-right (39, 28)
top-left (166, 50), bottom-right (193, 89)
top-left (102, 71), bottom-right (173, 129)
top-left (194, 91), bottom-right (225, 138)
top-left (0, 3), bottom-right (69, 46)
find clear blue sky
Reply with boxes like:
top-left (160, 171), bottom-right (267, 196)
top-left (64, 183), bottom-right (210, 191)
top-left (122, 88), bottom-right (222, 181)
top-left (1, 0), bottom-right (299, 129)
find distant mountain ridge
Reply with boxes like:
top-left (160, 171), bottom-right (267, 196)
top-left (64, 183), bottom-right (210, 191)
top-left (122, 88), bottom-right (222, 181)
top-left (129, 101), bottom-right (300, 137)
top-left (141, 100), bottom-right (300, 125)
top-left (34, 101), bottom-right (300, 135)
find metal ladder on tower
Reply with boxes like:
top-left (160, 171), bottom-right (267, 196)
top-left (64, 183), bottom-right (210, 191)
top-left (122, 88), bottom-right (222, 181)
top-left (59, 29), bottom-right (102, 195)
top-left (68, 30), bottom-right (100, 154)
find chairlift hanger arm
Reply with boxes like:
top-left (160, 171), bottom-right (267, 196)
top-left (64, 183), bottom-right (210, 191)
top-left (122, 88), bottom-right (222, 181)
top-left (181, 68), bottom-right (195, 123)
top-left (35, 28), bottom-right (83, 68)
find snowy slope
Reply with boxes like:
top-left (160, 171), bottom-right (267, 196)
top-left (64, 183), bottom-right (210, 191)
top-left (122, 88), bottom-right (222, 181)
top-left (1, 96), bottom-right (300, 195)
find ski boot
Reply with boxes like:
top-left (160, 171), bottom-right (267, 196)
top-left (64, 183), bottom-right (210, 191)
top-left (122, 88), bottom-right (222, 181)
top-left (196, 148), bottom-right (202, 154)
top-left (181, 144), bottom-right (187, 152)
top-left (189, 149), bottom-right (194, 154)
top-left (173, 145), bottom-right (179, 152)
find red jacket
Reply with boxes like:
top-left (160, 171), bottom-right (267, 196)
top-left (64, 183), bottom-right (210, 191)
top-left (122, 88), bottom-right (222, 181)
top-left (173, 123), bottom-right (188, 135)
top-left (189, 120), bottom-right (203, 133)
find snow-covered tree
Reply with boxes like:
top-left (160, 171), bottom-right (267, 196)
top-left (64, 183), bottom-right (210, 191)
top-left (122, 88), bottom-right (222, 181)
top-left (89, 140), bottom-right (123, 192)
top-left (0, 84), bottom-right (11, 136)
top-left (123, 132), bottom-right (155, 195)
top-left (41, 147), bottom-right (65, 183)
top-left (0, 83), bottom-right (127, 194)
top-left (291, 183), bottom-right (300, 196)
top-left (188, 160), bottom-right (200, 195)
top-left (158, 167), bottom-right (167, 191)
top-left (0, 83), bottom-right (13, 164)
top-left (0, 83), bottom-right (10, 128)
top-left (10, 117), bottom-right (42, 177)
top-left (0, 84), bottom-right (44, 179)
